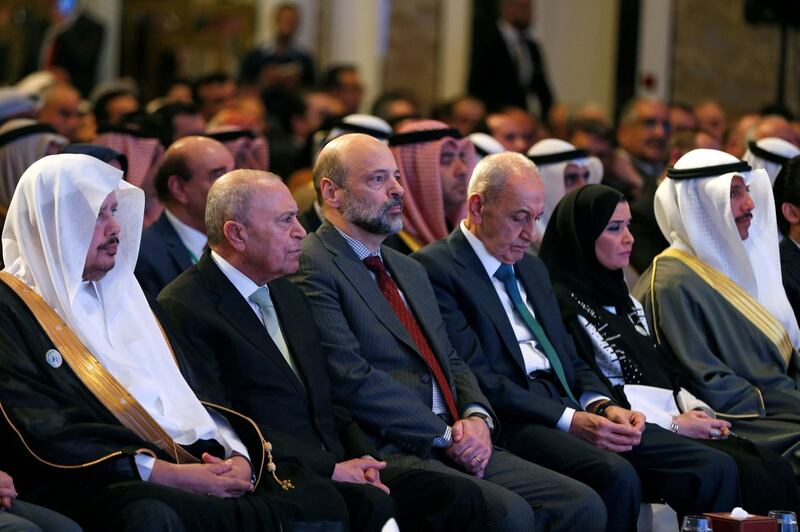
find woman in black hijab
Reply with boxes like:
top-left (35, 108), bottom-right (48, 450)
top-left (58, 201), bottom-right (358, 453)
top-left (540, 183), bottom-right (799, 512)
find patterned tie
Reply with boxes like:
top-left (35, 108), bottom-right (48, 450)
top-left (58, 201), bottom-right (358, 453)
top-left (362, 256), bottom-right (460, 422)
top-left (494, 263), bottom-right (578, 405)
top-left (249, 286), bottom-right (303, 384)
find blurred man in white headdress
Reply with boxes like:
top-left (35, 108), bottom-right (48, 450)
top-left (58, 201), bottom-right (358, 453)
top-left (633, 148), bottom-right (800, 465)
top-left (527, 138), bottom-right (602, 240)
top-left (743, 137), bottom-right (800, 185)
top-left (0, 154), bottom-right (349, 531)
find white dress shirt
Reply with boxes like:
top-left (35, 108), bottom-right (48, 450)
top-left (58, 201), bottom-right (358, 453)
top-left (164, 209), bottom-right (207, 263)
top-left (460, 222), bottom-right (607, 431)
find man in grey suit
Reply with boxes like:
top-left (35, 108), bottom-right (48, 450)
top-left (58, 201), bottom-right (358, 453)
top-left (135, 136), bottom-right (234, 298)
top-left (289, 133), bottom-right (606, 532)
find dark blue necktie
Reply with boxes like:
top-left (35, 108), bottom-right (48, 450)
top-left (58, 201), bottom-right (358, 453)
top-left (494, 263), bottom-right (578, 405)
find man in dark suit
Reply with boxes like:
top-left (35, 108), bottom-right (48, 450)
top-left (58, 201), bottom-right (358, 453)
top-left (289, 133), bottom-right (607, 532)
top-left (135, 136), bottom-right (233, 299)
top-left (412, 152), bottom-right (740, 531)
top-left (468, 0), bottom-right (553, 116)
top-left (158, 169), bottom-right (488, 531)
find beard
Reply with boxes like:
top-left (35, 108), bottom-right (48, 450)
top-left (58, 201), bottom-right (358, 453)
top-left (341, 192), bottom-right (403, 235)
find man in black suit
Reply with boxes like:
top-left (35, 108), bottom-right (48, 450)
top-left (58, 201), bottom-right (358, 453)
top-left (774, 155), bottom-right (800, 324)
top-left (468, 0), bottom-right (553, 116)
top-left (158, 169), bottom-right (488, 531)
top-left (412, 152), bottom-right (740, 531)
top-left (135, 136), bottom-right (233, 299)
top-left (289, 133), bottom-right (607, 532)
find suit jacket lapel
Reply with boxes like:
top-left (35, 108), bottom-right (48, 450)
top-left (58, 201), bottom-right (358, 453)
top-left (197, 254), bottom-right (309, 400)
top-left (317, 224), bottom-right (420, 354)
top-left (157, 214), bottom-right (195, 271)
top-left (449, 230), bottom-right (528, 375)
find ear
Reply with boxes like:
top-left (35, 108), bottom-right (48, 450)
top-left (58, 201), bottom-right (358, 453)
top-left (782, 202), bottom-right (800, 225)
top-left (167, 175), bottom-right (189, 205)
top-left (467, 193), bottom-right (484, 224)
top-left (320, 177), bottom-right (342, 208)
top-left (222, 220), bottom-right (247, 252)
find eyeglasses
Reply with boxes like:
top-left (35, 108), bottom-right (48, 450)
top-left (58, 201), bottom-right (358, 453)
top-left (637, 118), bottom-right (671, 132)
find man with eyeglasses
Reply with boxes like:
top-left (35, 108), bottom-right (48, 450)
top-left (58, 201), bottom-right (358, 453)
top-left (616, 97), bottom-right (670, 196)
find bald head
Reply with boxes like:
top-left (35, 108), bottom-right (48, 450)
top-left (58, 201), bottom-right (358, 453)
top-left (155, 135), bottom-right (234, 231)
top-left (468, 152), bottom-right (542, 208)
top-left (38, 83), bottom-right (81, 140)
top-left (313, 133), bottom-right (395, 203)
top-left (206, 169), bottom-right (285, 247)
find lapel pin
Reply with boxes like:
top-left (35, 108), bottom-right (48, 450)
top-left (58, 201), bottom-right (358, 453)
top-left (45, 349), bottom-right (63, 368)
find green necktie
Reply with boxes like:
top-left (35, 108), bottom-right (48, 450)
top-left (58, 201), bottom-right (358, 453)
top-left (494, 263), bottom-right (578, 405)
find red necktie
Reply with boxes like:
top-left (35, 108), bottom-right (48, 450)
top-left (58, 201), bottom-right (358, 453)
top-left (362, 256), bottom-right (460, 422)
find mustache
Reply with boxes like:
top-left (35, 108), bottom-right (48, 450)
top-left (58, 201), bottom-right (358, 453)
top-left (735, 212), bottom-right (753, 224)
top-left (99, 236), bottom-right (120, 249)
top-left (382, 197), bottom-right (403, 211)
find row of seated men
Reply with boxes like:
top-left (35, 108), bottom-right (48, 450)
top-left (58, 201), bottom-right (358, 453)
top-left (2, 121), bottom-right (800, 531)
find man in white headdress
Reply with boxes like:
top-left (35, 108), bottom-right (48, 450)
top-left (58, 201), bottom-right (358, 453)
top-left (743, 137), bottom-right (800, 185)
top-left (633, 148), bottom-right (800, 463)
top-left (526, 138), bottom-right (602, 240)
top-left (0, 118), bottom-right (67, 207)
top-left (0, 154), bottom-right (348, 530)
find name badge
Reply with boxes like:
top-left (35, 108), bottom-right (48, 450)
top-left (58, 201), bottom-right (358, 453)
top-left (45, 349), bottom-right (63, 368)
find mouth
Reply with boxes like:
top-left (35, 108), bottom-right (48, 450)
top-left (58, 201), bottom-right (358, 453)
top-left (735, 213), bottom-right (753, 227)
top-left (100, 244), bottom-right (118, 255)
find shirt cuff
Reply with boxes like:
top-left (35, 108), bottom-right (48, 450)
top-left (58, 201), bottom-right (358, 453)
top-left (462, 404), bottom-right (492, 420)
top-left (209, 410), bottom-right (250, 460)
top-left (556, 406), bottom-right (576, 432)
top-left (580, 393), bottom-right (610, 411)
top-left (432, 425), bottom-right (452, 448)
top-left (135, 454), bottom-right (156, 481)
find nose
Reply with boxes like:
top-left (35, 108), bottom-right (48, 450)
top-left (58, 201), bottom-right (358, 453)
top-left (388, 176), bottom-right (404, 198)
top-left (292, 216), bottom-right (307, 239)
top-left (622, 226), bottom-right (634, 245)
top-left (742, 191), bottom-right (755, 212)
top-left (513, 136), bottom-right (527, 153)
top-left (107, 216), bottom-right (121, 237)
top-left (453, 156), bottom-right (468, 177)
top-left (521, 216), bottom-right (537, 241)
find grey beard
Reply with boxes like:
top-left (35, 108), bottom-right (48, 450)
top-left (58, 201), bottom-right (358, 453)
top-left (342, 197), bottom-right (403, 235)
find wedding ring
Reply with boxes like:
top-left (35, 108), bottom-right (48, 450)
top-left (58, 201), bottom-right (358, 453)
top-left (473, 455), bottom-right (482, 463)
top-left (709, 429), bottom-right (721, 439)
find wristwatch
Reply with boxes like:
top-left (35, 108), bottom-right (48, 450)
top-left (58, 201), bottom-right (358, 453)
top-left (468, 412), bottom-right (495, 432)
top-left (593, 400), bottom-right (617, 418)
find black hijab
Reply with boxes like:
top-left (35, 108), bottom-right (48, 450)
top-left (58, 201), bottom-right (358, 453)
top-left (539, 183), bottom-right (630, 310)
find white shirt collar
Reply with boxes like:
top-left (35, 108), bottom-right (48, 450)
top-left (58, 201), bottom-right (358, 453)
top-left (210, 250), bottom-right (264, 303)
top-left (164, 209), bottom-right (207, 261)
top-left (460, 220), bottom-right (502, 279)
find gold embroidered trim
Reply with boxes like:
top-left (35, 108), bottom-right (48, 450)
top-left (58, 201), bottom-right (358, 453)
top-left (397, 230), bottom-right (423, 253)
top-left (658, 249), bottom-right (793, 365)
top-left (202, 401), bottom-right (293, 491)
top-left (0, 396), bottom-right (129, 468)
top-left (0, 272), bottom-right (197, 464)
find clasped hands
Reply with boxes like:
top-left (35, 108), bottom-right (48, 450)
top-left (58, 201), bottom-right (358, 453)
top-left (446, 417), bottom-right (492, 478)
top-left (570, 404), bottom-right (646, 453)
top-left (150, 453), bottom-right (254, 498)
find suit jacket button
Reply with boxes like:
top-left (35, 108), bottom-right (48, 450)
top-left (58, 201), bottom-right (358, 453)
top-left (421, 374), bottom-right (431, 383)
